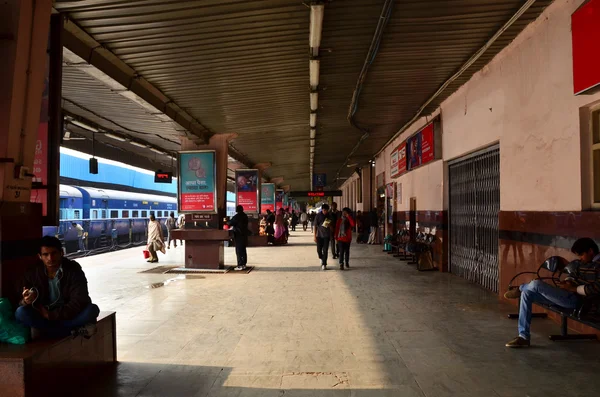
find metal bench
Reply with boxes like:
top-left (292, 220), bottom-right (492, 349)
top-left (507, 256), bottom-right (600, 341)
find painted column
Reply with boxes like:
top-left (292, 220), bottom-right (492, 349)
top-left (0, 0), bottom-right (52, 302)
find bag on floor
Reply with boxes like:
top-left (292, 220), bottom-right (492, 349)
top-left (0, 298), bottom-right (30, 345)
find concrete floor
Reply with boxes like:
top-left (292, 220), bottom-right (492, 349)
top-left (75, 231), bottom-right (600, 397)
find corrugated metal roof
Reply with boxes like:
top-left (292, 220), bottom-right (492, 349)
top-left (54, 0), bottom-right (553, 190)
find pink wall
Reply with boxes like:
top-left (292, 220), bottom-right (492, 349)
top-left (368, 0), bottom-right (600, 212)
top-left (442, 0), bottom-right (600, 211)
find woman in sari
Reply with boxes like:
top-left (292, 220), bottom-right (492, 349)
top-left (273, 208), bottom-right (287, 245)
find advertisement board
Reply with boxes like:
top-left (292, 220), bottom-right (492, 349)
top-left (235, 169), bottom-right (259, 213)
top-left (178, 151), bottom-right (216, 212)
top-left (390, 148), bottom-right (399, 178)
top-left (407, 133), bottom-right (422, 171)
top-left (421, 123), bottom-right (435, 164)
top-left (275, 189), bottom-right (284, 212)
top-left (572, 0), bottom-right (600, 95)
top-left (397, 142), bottom-right (407, 177)
top-left (261, 183), bottom-right (276, 213)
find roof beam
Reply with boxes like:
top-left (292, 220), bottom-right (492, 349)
top-left (61, 17), bottom-right (212, 143)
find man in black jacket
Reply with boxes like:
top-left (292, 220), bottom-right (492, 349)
top-left (16, 236), bottom-right (100, 338)
top-left (228, 205), bottom-right (249, 271)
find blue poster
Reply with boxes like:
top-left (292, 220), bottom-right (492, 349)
top-left (407, 133), bottom-right (422, 171)
top-left (261, 183), bottom-right (276, 213)
top-left (179, 151), bottom-right (216, 212)
top-left (313, 173), bottom-right (326, 188)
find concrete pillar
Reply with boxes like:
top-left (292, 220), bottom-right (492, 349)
top-left (0, 1), bottom-right (52, 303)
top-left (178, 135), bottom-right (235, 269)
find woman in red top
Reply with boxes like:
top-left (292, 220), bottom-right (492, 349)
top-left (335, 208), bottom-right (356, 270)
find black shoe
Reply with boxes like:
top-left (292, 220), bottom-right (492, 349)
top-left (339, 265), bottom-right (344, 270)
top-left (345, 263), bottom-right (350, 268)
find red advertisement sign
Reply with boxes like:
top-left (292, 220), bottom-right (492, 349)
top-left (181, 193), bottom-right (215, 211)
top-left (572, 0), bottom-right (600, 94)
top-left (421, 123), bottom-right (435, 164)
top-left (235, 169), bottom-right (259, 213)
top-left (397, 142), bottom-right (407, 175)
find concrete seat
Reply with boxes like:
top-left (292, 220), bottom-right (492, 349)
top-left (0, 311), bottom-right (116, 397)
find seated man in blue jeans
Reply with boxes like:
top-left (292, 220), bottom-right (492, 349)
top-left (16, 236), bottom-right (100, 339)
top-left (504, 238), bottom-right (600, 347)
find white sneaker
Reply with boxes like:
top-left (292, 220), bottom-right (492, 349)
top-left (321, 265), bottom-right (326, 271)
top-left (234, 266), bottom-right (245, 271)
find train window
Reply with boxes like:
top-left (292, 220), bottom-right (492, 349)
top-left (92, 210), bottom-right (98, 219)
top-left (150, 211), bottom-right (155, 217)
top-left (132, 210), bottom-right (139, 218)
top-left (142, 210), bottom-right (148, 218)
top-left (110, 210), bottom-right (118, 218)
top-left (157, 211), bottom-right (162, 217)
top-left (122, 210), bottom-right (129, 219)
top-left (101, 210), bottom-right (107, 219)
top-left (74, 210), bottom-right (81, 219)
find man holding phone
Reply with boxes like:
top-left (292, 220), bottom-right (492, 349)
top-left (16, 236), bottom-right (100, 339)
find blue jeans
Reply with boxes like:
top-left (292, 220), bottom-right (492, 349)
top-left (518, 280), bottom-right (580, 340)
top-left (15, 303), bottom-right (100, 338)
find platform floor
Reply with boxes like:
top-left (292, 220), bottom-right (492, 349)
top-left (74, 231), bottom-right (600, 396)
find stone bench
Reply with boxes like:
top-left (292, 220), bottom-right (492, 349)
top-left (0, 311), bottom-right (116, 397)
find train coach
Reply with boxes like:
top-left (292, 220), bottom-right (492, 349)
top-left (43, 185), bottom-right (177, 254)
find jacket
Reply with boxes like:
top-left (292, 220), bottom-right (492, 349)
top-left (335, 215), bottom-right (356, 243)
top-left (228, 212), bottom-right (249, 239)
top-left (19, 258), bottom-right (92, 321)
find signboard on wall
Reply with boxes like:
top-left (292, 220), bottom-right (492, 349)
top-left (572, 0), bottom-right (600, 95)
top-left (261, 183), bottom-right (276, 213)
top-left (235, 169), bottom-right (259, 213)
top-left (421, 123), bottom-right (435, 164)
top-left (178, 151), bottom-right (216, 212)
top-left (390, 148), bottom-right (399, 178)
top-left (407, 133), bottom-right (422, 171)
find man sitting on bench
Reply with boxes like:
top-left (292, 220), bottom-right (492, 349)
top-left (15, 236), bottom-right (100, 339)
top-left (504, 238), bottom-right (600, 348)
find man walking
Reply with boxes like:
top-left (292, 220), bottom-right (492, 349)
top-left (228, 205), bottom-right (249, 271)
top-left (329, 202), bottom-right (340, 260)
top-left (314, 204), bottom-right (333, 270)
top-left (166, 212), bottom-right (177, 248)
top-left (300, 210), bottom-right (308, 231)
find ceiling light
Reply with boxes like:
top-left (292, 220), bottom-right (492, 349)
top-left (310, 91), bottom-right (318, 111)
top-left (310, 112), bottom-right (317, 128)
top-left (310, 139), bottom-right (315, 147)
top-left (71, 119), bottom-right (99, 133)
top-left (309, 58), bottom-right (320, 89)
top-left (309, 4), bottom-right (325, 55)
top-left (310, 146), bottom-right (315, 154)
top-left (150, 148), bottom-right (165, 155)
top-left (310, 129), bottom-right (316, 140)
top-left (129, 141), bottom-right (147, 148)
top-left (104, 132), bottom-right (126, 142)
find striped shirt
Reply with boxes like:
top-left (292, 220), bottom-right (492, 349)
top-left (565, 254), bottom-right (600, 296)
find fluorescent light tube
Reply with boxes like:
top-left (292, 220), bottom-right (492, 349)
top-left (310, 91), bottom-right (318, 111)
top-left (104, 132), bottom-right (126, 142)
top-left (310, 112), bottom-right (317, 128)
top-left (309, 5), bottom-right (325, 53)
top-left (150, 148), bottom-right (165, 155)
top-left (129, 141), bottom-right (147, 148)
top-left (71, 119), bottom-right (99, 133)
top-left (310, 139), bottom-right (315, 147)
top-left (309, 59), bottom-right (320, 89)
top-left (310, 129), bottom-right (316, 139)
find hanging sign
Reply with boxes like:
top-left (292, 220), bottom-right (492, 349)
top-left (275, 189), bottom-right (284, 212)
top-left (235, 169), bottom-right (259, 213)
top-left (572, 0), bottom-right (600, 95)
top-left (178, 151), bottom-right (216, 212)
top-left (391, 141), bottom-right (408, 178)
top-left (261, 183), bottom-right (276, 213)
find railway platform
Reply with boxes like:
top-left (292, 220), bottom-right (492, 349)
top-left (63, 231), bottom-right (600, 396)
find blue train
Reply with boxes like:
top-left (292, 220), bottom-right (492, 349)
top-left (43, 185), bottom-right (178, 254)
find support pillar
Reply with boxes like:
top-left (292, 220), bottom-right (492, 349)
top-left (0, 0), bottom-right (52, 303)
top-left (175, 135), bottom-right (235, 269)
